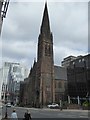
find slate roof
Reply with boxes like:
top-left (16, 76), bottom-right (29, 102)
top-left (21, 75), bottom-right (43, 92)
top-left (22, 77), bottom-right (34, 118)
top-left (54, 66), bottom-right (67, 80)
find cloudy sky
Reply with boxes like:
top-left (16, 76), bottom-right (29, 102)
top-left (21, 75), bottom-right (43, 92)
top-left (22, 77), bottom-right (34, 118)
top-left (1, 0), bottom-right (89, 69)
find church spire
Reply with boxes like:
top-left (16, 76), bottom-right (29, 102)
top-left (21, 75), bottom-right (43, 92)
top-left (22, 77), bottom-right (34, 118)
top-left (40, 2), bottom-right (51, 37)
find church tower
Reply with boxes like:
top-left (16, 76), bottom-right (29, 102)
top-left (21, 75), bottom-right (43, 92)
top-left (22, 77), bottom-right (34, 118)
top-left (37, 3), bottom-right (55, 106)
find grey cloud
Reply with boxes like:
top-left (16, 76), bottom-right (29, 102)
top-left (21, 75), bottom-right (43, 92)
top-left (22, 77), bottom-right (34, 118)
top-left (50, 2), bottom-right (88, 54)
top-left (2, 41), bottom-right (36, 62)
top-left (2, 2), bottom-right (44, 41)
top-left (54, 45), bottom-right (87, 66)
top-left (1, 2), bottom-right (88, 68)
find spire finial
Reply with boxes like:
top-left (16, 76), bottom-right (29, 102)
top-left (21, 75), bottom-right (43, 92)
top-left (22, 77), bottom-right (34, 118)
top-left (40, 1), bottom-right (50, 37)
top-left (45, 1), bottom-right (47, 6)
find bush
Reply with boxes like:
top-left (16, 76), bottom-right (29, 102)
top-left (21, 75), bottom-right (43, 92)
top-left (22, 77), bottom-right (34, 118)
top-left (82, 101), bottom-right (90, 107)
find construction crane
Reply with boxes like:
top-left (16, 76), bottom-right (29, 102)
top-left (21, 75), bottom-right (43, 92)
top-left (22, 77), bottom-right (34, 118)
top-left (1, 0), bottom-right (10, 20)
top-left (0, 0), bottom-right (10, 35)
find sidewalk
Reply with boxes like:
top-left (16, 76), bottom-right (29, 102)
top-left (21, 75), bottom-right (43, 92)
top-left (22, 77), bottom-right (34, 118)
top-left (16, 106), bottom-right (89, 112)
top-left (29, 107), bottom-right (89, 112)
top-left (0, 115), bottom-right (2, 119)
top-left (0, 110), bottom-right (2, 119)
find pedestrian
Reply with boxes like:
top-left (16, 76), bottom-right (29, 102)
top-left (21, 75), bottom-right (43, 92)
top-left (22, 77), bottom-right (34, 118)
top-left (11, 109), bottom-right (18, 120)
top-left (24, 109), bottom-right (31, 120)
top-left (4, 111), bottom-right (8, 119)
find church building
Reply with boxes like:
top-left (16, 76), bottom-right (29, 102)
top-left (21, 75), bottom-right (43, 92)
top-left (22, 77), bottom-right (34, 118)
top-left (19, 3), bottom-right (67, 107)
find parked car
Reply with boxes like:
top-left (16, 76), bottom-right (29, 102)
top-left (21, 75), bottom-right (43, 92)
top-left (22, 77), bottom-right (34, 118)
top-left (6, 103), bottom-right (11, 107)
top-left (0, 102), bottom-right (3, 109)
top-left (0, 105), bottom-right (3, 109)
top-left (47, 103), bottom-right (59, 109)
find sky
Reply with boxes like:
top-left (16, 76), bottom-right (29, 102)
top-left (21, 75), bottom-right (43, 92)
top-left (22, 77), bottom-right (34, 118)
top-left (1, 0), bottom-right (89, 69)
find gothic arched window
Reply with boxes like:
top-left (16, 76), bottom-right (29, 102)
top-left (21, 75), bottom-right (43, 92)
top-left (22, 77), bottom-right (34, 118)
top-left (45, 44), bottom-right (51, 56)
top-left (45, 44), bottom-right (47, 56)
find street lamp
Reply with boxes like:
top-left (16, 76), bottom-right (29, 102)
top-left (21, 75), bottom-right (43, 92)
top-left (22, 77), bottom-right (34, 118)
top-left (60, 99), bottom-right (62, 110)
top-left (4, 94), bottom-right (8, 119)
top-left (86, 92), bottom-right (89, 102)
top-left (4, 105), bottom-right (8, 119)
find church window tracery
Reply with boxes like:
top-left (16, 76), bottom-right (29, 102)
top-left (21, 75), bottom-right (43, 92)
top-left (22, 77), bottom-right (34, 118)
top-left (45, 44), bottom-right (51, 56)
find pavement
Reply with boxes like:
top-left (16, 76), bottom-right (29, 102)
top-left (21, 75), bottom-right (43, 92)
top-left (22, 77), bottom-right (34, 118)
top-left (0, 114), bottom-right (2, 119)
top-left (17, 106), bottom-right (89, 112)
top-left (1, 106), bottom-right (89, 119)
top-left (0, 108), bottom-right (2, 119)
top-left (25, 107), bottom-right (88, 111)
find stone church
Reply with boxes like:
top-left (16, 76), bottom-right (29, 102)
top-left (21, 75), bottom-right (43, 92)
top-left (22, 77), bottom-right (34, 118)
top-left (19, 3), bottom-right (67, 107)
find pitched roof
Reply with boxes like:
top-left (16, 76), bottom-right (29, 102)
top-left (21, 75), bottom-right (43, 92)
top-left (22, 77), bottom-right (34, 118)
top-left (54, 66), bottom-right (67, 80)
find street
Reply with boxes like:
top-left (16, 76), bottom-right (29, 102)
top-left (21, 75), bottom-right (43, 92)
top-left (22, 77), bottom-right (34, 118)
top-left (0, 106), bottom-right (89, 119)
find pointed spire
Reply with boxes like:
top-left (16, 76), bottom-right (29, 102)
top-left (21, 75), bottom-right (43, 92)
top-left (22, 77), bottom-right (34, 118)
top-left (30, 66), bottom-right (33, 74)
top-left (33, 58), bottom-right (36, 66)
top-left (34, 58), bottom-right (36, 63)
top-left (40, 2), bottom-right (51, 37)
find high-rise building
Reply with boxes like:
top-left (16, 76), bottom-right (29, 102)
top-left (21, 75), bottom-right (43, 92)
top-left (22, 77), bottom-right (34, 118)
top-left (61, 56), bottom-right (77, 68)
top-left (0, 62), bottom-right (29, 103)
top-left (0, 68), bottom-right (3, 100)
top-left (67, 54), bottom-right (90, 104)
top-left (0, 62), bottom-right (10, 101)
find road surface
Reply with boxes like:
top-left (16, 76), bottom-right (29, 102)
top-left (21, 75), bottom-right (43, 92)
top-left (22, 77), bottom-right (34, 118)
top-left (0, 106), bottom-right (89, 119)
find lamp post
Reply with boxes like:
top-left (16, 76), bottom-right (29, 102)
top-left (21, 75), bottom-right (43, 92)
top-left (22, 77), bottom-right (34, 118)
top-left (4, 94), bottom-right (7, 119)
top-left (86, 92), bottom-right (89, 102)
top-left (68, 95), bottom-right (70, 104)
top-left (5, 105), bottom-right (7, 119)
top-left (60, 99), bottom-right (62, 110)
top-left (59, 95), bottom-right (62, 110)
